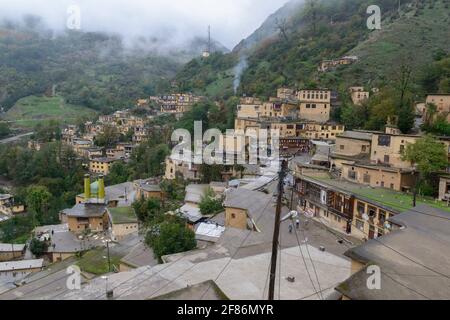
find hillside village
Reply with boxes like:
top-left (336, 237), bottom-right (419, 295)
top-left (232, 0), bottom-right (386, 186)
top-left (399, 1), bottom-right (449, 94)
top-left (1, 79), bottom-right (450, 300)
top-left (0, 0), bottom-right (450, 303)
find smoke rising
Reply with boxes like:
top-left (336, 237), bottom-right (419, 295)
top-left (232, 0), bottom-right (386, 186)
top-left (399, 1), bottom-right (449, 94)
top-left (233, 56), bottom-right (249, 94)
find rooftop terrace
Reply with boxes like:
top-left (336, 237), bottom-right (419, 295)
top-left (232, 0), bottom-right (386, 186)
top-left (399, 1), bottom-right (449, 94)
top-left (304, 175), bottom-right (450, 214)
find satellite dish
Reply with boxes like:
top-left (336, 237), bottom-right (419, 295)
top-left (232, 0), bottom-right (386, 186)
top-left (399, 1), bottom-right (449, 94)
top-left (281, 210), bottom-right (298, 222)
top-left (362, 214), bottom-right (369, 221)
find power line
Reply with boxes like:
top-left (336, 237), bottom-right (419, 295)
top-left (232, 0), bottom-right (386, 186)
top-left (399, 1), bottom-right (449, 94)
top-left (298, 223), bottom-right (324, 300)
top-left (310, 211), bottom-right (450, 280)
top-left (381, 271), bottom-right (432, 300)
top-left (199, 185), bottom-right (279, 300)
top-left (104, 225), bottom-right (226, 300)
top-left (292, 222), bottom-right (321, 300)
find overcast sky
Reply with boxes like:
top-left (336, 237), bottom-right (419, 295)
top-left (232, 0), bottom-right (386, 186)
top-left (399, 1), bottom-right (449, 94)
top-left (0, 0), bottom-right (290, 49)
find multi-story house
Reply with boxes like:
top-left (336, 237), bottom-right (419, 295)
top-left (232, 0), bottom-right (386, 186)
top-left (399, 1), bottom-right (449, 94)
top-left (297, 89), bottom-right (332, 122)
top-left (295, 174), bottom-right (401, 240)
top-left (425, 93), bottom-right (450, 122)
top-left (331, 131), bottom-right (373, 170)
top-left (349, 87), bottom-right (370, 106)
top-left (236, 97), bottom-right (263, 119)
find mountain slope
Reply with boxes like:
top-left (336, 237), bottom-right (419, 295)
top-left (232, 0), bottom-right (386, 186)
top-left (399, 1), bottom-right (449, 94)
top-left (0, 22), bottom-right (229, 114)
top-left (233, 0), bottom-right (306, 54)
top-left (175, 0), bottom-right (450, 101)
top-left (340, 1), bottom-right (450, 86)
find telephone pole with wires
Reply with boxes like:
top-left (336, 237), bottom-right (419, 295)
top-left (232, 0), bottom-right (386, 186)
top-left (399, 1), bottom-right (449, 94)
top-left (268, 159), bottom-right (288, 300)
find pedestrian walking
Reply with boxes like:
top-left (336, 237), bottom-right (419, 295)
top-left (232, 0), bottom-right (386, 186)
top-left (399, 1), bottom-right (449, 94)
top-left (296, 219), bottom-right (300, 229)
top-left (288, 224), bottom-right (293, 234)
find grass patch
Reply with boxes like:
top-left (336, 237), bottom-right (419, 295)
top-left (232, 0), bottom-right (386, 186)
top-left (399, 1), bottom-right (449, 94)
top-left (108, 207), bottom-right (138, 224)
top-left (313, 176), bottom-right (450, 214)
top-left (3, 95), bottom-right (97, 128)
top-left (76, 248), bottom-right (122, 275)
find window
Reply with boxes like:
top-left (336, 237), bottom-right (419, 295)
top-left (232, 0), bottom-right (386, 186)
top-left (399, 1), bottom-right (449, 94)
top-left (400, 145), bottom-right (405, 154)
top-left (384, 155), bottom-right (390, 163)
top-left (348, 170), bottom-right (356, 180)
top-left (379, 210), bottom-right (386, 225)
top-left (362, 146), bottom-right (367, 152)
top-left (312, 104), bottom-right (317, 109)
top-left (231, 213), bottom-right (236, 219)
top-left (306, 104), bottom-right (311, 109)
top-left (363, 174), bottom-right (371, 184)
top-left (368, 206), bottom-right (377, 218)
top-left (357, 202), bottom-right (365, 214)
top-left (356, 220), bottom-right (364, 231)
top-left (378, 135), bottom-right (391, 147)
top-left (340, 145), bottom-right (345, 150)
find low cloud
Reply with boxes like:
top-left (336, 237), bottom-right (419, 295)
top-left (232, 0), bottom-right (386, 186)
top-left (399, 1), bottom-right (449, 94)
top-left (0, 0), bottom-right (289, 49)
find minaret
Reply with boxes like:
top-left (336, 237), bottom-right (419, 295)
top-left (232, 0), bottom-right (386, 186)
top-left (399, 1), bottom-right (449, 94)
top-left (84, 174), bottom-right (91, 202)
top-left (98, 175), bottom-right (106, 203)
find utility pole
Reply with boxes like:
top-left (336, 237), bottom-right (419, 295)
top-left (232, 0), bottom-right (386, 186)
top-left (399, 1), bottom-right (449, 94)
top-left (268, 160), bottom-right (288, 300)
top-left (208, 25), bottom-right (211, 54)
top-left (105, 240), bottom-right (111, 272)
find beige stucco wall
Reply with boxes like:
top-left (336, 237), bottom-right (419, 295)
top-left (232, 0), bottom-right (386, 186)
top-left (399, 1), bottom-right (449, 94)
top-left (51, 252), bottom-right (76, 263)
top-left (439, 176), bottom-right (450, 201)
top-left (370, 134), bottom-right (417, 169)
top-left (299, 102), bottom-right (330, 122)
top-left (112, 223), bottom-right (139, 241)
top-left (0, 251), bottom-right (24, 262)
top-left (426, 94), bottom-right (450, 121)
top-left (89, 161), bottom-right (112, 175)
top-left (66, 214), bottom-right (108, 233)
top-left (225, 207), bottom-right (248, 230)
top-left (341, 164), bottom-right (415, 191)
top-left (352, 200), bottom-right (395, 240)
top-left (335, 137), bottom-right (370, 157)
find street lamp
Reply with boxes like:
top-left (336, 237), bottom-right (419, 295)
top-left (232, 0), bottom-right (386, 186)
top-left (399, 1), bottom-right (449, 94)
top-left (102, 239), bottom-right (111, 272)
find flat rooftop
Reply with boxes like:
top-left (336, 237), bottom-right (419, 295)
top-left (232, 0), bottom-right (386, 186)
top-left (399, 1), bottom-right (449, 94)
top-left (0, 243), bottom-right (25, 252)
top-left (302, 175), bottom-right (450, 214)
top-left (337, 205), bottom-right (450, 300)
top-left (109, 207), bottom-right (138, 224)
top-left (0, 259), bottom-right (43, 272)
top-left (54, 246), bottom-right (351, 300)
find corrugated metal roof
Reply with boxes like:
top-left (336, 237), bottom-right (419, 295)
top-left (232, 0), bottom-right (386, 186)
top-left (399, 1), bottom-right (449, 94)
top-left (0, 244), bottom-right (25, 252)
top-left (0, 259), bottom-right (43, 272)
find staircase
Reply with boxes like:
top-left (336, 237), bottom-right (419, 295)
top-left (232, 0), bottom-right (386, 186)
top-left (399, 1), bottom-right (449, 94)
top-left (330, 168), bottom-right (342, 179)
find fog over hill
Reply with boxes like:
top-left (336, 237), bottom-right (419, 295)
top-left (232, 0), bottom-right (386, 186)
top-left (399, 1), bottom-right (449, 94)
top-left (0, 0), bottom-right (289, 50)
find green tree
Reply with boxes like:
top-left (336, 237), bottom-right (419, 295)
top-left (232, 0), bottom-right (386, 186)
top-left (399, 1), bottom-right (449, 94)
top-left (26, 186), bottom-right (52, 226)
top-left (0, 122), bottom-right (11, 139)
top-left (95, 125), bottom-right (120, 148)
top-left (397, 104), bottom-right (415, 134)
top-left (199, 188), bottom-right (224, 215)
top-left (403, 135), bottom-right (448, 197)
top-left (403, 135), bottom-right (448, 176)
top-left (133, 198), bottom-right (163, 224)
top-left (146, 220), bottom-right (196, 261)
top-left (199, 164), bottom-right (225, 183)
top-left (29, 238), bottom-right (48, 257)
top-left (106, 162), bottom-right (130, 185)
top-left (33, 120), bottom-right (62, 142)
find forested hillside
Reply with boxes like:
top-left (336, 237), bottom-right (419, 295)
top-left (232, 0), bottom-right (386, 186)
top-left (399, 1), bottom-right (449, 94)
top-left (0, 21), bottom-right (229, 114)
top-left (175, 0), bottom-right (450, 100)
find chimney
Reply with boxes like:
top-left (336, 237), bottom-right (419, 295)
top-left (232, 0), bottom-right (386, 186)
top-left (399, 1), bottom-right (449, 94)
top-left (84, 174), bottom-right (91, 202)
top-left (98, 175), bottom-right (105, 202)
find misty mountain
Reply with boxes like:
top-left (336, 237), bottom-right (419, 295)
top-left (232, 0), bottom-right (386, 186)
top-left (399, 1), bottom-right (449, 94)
top-left (0, 20), bottom-right (228, 113)
top-left (233, 0), bottom-right (306, 54)
top-left (176, 0), bottom-right (450, 101)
